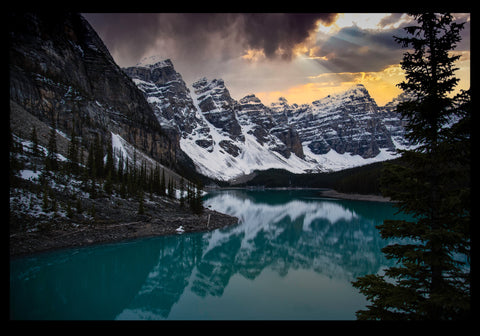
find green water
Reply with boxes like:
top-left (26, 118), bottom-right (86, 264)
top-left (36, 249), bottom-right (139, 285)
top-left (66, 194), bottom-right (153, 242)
top-left (10, 189), bottom-right (412, 320)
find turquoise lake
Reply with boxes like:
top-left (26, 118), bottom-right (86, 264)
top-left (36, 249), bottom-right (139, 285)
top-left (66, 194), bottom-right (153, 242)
top-left (10, 189), bottom-right (413, 320)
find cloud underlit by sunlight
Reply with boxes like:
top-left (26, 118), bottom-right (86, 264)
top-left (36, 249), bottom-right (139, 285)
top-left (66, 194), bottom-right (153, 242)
top-left (84, 13), bottom-right (470, 106)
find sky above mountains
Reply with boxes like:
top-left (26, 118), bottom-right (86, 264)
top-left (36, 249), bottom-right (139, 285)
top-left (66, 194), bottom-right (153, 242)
top-left (83, 13), bottom-right (470, 106)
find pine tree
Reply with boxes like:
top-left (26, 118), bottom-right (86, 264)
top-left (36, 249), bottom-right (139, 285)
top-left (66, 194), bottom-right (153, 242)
top-left (9, 131), bottom-right (23, 184)
top-left (93, 134), bottom-right (104, 178)
top-left (138, 189), bottom-right (145, 215)
top-left (78, 141), bottom-right (85, 174)
top-left (67, 128), bottom-right (79, 175)
top-left (76, 196), bottom-right (83, 214)
top-left (193, 182), bottom-right (204, 214)
top-left (117, 150), bottom-right (124, 183)
top-left (187, 181), bottom-right (194, 209)
top-left (352, 13), bottom-right (470, 320)
top-left (167, 177), bottom-right (174, 199)
top-left (87, 141), bottom-right (96, 179)
top-left (45, 121), bottom-right (58, 171)
top-left (153, 164), bottom-right (161, 195)
top-left (179, 177), bottom-right (185, 207)
top-left (30, 126), bottom-right (40, 157)
top-left (105, 134), bottom-right (114, 181)
top-left (104, 170), bottom-right (113, 195)
top-left (160, 169), bottom-right (166, 196)
top-left (42, 184), bottom-right (49, 212)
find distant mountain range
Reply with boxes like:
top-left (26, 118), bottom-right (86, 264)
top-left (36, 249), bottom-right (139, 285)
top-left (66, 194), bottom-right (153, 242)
top-left (124, 58), bottom-right (413, 181)
top-left (10, 12), bottom-right (413, 184)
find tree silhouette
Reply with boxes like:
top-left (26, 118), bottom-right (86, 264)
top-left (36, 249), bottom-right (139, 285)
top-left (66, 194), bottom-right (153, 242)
top-left (352, 13), bottom-right (470, 320)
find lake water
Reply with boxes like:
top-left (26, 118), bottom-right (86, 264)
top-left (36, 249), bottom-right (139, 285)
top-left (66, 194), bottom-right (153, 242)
top-left (10, 189), bottom-right (413, 320)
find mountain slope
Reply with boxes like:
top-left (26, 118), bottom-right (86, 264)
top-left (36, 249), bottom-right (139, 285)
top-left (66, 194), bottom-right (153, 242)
top-left (124, 57), bottom-right (412, 181)
top-left (9, 13), bottom-right (183, 170)
top-left (276, 84), bottom-right (395, 159)
top-left (125, 60), bottom-right (317, 181)
top-left (9, 14), bottom-right (241, 253)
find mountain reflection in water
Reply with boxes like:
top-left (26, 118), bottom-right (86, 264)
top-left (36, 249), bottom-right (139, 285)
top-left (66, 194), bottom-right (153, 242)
top-left (10, 190), bottom-right (408, 320)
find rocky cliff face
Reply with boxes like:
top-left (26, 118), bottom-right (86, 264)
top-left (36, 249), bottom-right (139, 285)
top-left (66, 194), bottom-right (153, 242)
top-left (237, 94), bottom-right (304, 159)
top-left (278, 84), bottom-right (395, 159)
top-left (9, 13), bottom-right (413, 182)
top-left (123, 57), bottom-right (413, 181)
top-left (123, 58), bottom-right (200, 137)
top-left (124, 60), bottom-right (314, 180)
top-left (192, 78), bottom-right (243, 141)
top-left (9, 13), bottom-right (182, 168)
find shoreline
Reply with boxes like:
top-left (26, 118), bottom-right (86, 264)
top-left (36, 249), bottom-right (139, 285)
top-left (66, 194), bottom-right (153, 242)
top-left (318, 189), bottom-right (393, 202)
top-left (10, 188), bottom-right (390, 258)
top-left (208, 186), bottom-right (393, 202)
top-left (10, 209), bottom-right (239, 258)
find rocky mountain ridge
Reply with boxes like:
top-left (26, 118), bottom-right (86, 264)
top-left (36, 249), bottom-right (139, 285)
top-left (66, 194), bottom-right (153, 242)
top-left (124, 58), bottom-right (412, 181)
top-left (9, 12), bottom-right (412, 184)
top-left (9, 13), bottom-right (193, 174)
top-left (9, 13), bottom-right (241, 253)
top-left (277, 84), bottom-right (395, 159)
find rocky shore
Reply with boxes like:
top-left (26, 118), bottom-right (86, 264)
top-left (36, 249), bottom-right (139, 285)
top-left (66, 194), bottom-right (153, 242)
top-left (10, 209), bottom-right (238, 258)
top-left (10, 193), bottom-right (239, 258)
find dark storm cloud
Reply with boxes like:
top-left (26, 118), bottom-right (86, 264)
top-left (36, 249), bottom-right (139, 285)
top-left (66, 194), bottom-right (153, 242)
top-left (83, 13), bottom-right (339, 66)
top-left (311, 24), bottom-right (408, 73)
top-left (378, 13), bottom-right (405, 28)
top-left (238, 13), bottom-right (338, 59)
top-left (312, 13), bottom-right (470, 74)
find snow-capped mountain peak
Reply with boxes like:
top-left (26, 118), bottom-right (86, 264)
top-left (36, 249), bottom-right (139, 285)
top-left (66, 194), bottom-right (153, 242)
top-left (310, 83), bottom-right (378, 115)
top-left (123, 57), bottom-right (413, 181)
top-left (239, 94), bottom-right (262, 105)
top-left (134, 55), bottom-right (173, 69)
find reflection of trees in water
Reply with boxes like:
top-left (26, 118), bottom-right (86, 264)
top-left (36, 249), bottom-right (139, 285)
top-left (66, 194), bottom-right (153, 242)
top-left (121, 190), bottom-right (401, 318)
top-left (124, 190), bottom-right (403, 318)
top-left (11, 191), bottom-right (405, 320)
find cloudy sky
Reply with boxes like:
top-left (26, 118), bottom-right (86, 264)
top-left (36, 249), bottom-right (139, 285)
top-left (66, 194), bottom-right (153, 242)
top-left (83, 13), bottom-right (470, 106)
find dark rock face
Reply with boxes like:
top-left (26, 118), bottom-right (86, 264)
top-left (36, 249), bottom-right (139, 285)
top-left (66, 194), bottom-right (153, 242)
top-left (123, 58), bottom-right (411, 180)
top-left (123, 64), bottom-right (312, 179)
top-left (123, 60), bottom-right (200, 136)
top-left (271, 85), bottom-right (397, 159)
top-left (237, 94), bottom-right (304, 159)
top-left (9, 13), bottom-right (181, 167)
top-left (9, 12), bottom-right (413, 182)
top-left (192, 78), bottom-right (243, 141)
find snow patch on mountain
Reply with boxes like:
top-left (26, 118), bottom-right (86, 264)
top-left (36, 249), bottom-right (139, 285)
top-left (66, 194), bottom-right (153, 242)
top-left (123, 57), bottom-right (414, 181)
top-left (303, 145), bottom-right (399, 172)
top-left (134, 55), bottom-right (172, 69)
top-left (180, 82), bottom-right (318, 181)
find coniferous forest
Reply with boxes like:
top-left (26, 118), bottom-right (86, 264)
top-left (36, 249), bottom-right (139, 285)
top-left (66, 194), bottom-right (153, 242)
top-left (10, 124), bottom-right (205, 234)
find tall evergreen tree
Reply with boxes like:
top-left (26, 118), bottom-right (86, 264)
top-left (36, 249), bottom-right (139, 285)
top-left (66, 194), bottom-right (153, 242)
top-left (160, 169), bottom-right (166, 196)
top-left (9, 130), bottom-right (23, 183)
top-left (117, 150), bottom-right (124, 183)
top-left (67, 128), bottom-right (79, 175)
top-left (105, 134), bottom-right (114, 180)
top-left (30, 126), bottom-right (40, 157)
top-left (153, 164), bottom-right (161, 195)
top-left (87, 141), bottom-right (96, 179)
top-left (192, 182), bottom-right (204, 214)
top-left (352, 13), bottom-right (470, 320)
top-left (103, 170), bottom-right (113, 195)
top-left (179, 177), bottom-right (185, 207)
top-left (45, 121), bottom-right (58, 171)
top-left (93, 134), bottom-right (104, 178)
